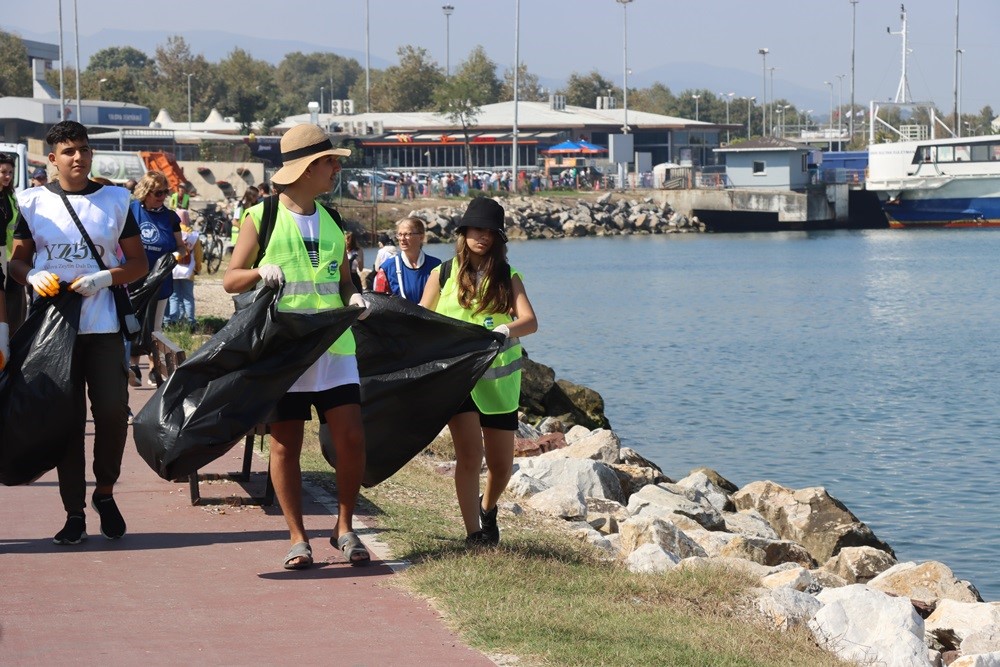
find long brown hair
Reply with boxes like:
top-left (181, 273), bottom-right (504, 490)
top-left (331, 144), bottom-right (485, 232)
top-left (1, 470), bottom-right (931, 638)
top-left (453, 229), bottom-right (512, 316)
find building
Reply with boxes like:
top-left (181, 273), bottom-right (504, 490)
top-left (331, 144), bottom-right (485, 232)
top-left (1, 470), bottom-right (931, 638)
top-left (714, 136), bottom-right (818, 190)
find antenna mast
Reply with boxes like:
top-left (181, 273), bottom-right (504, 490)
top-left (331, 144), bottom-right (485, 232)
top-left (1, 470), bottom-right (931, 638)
top-left (888, 4), bottom-right (912, 103)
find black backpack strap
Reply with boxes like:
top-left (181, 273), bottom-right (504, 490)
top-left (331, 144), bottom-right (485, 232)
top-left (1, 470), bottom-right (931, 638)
top-left (252, 195), bottom-right (279, 269)
top-left (438, 257), bottom-right (452, 288)
top-left (320, 203), bottom-right (344, 230)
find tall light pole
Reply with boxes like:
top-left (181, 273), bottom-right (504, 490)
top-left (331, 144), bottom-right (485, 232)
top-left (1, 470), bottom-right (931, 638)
top-left (691, 94), bottom-right (700, 122)
top-left (953, 0), bottom-right (961, 136)
top-left (836, 73), bottom-right (846, 137)
top-left (617, 0), bottom-right (633, 190)
top-left (365, 0), bottom-right (371, 112)
top-left (956, 48), bottom-right (964, 137)
top-left (850, 0), bottom-right (858, 139)
top-left (768, 67), bottom-right (777, 135)
top-left (824, 80), bottom-right (833, 131)
top-left (320, 86), bottom-right (326, 115)
top-left (742, 96), bottom-right (755, 138)
top-left (186, 73), bottom-right (193, 131)
top-left (723, 92), bottom-right (734, 142)
top-left (775, 106), bottom-right (784, 138)
top-left (512, 0), bottom-right (520, 192)
top-left (98, 77), bottom-right (107, 100)
top-left (757, 48), bottom-right (769, 136)
top-left (442, 5), bottom-right (455, 76)
top-left (781, 104), bottom-right (791, 137)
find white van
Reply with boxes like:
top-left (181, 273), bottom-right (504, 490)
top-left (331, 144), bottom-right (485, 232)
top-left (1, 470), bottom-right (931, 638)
top-left (0, 142), bottom-right (30, 193)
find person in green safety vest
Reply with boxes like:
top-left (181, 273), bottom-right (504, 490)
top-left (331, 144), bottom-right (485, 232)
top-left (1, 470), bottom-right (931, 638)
top-left (167, 182), bottom-right (190, 211)
top-left (0, 153), bottom-right (27, 333)
top-left (419, 197), bottom-right (538, 546)
top-left (223, 123), bottom-right (372, 569)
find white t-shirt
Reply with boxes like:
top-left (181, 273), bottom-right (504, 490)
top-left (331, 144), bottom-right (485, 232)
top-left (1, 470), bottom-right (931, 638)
top-left (284, 208), bottom-right (359, 393)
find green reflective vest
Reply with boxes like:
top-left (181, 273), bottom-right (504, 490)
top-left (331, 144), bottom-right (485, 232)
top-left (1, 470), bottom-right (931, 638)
top-left (247, 201), bottom-right (355, 356)
top-left (168, 192), bottom-right (189, 210)
top-left (433, 258), bottom-right (523, 414)
top-left (4, 192), bottom-right (18, 261)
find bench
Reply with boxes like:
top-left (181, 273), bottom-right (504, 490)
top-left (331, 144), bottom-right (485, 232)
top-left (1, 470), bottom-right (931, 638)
top-left (150, 331), bottom-right (274, 506)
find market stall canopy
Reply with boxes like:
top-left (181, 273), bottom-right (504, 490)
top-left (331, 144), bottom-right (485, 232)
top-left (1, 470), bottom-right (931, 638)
top-left (543, 140), bottom-right (607, 154)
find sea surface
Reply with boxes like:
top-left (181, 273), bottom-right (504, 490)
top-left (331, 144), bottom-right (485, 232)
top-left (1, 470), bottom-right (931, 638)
top-left (492, 228), bottom-right (999, 601)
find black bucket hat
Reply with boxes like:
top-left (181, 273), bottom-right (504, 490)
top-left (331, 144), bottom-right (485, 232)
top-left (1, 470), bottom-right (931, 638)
top-left (458, 197), bottom-right (507, 242)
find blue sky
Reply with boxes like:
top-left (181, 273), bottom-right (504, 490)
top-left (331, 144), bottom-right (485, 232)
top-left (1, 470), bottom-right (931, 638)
top-left (3, 0), bottom-right (997, 117)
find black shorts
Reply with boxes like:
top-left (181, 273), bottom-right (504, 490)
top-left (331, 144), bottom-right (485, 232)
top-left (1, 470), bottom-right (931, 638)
top-left (454, 396), bottom-right (519, 431)
top-left (270, 384), bottom-right (361, 424)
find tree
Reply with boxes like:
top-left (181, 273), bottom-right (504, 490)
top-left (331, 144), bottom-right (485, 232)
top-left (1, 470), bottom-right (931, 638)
top-left (630, 82), bottom-right (675, 115)
top-left (361, 46), bottom-right (444, 112)
top-left (435, 77), bottom-right (485, 187)
top-left (0, 31), bottom-right (32, 97)
top-left (275, 52), bottom-right (362, 117)
top-left (500, 62), bottom-right (545, 102)
top-left (87, 46), bottom-right (153, 72)
top-left (563, 71), bottom-right (616, 108)
top-left (452, 46), bottom-right (501, 104)
top-left (152, 36), bottom-right (223, 124)
top-left (217, 48), bottom-right (275, 132)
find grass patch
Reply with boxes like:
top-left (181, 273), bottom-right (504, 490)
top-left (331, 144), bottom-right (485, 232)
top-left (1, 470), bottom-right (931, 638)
top-left (296, 428), bottom-right (843, 667)
top-left (163, 317), bottom-right (229, 355)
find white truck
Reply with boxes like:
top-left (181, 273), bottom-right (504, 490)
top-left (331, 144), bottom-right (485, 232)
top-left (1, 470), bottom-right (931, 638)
top-left (0, 142), bottom-right (30, 193)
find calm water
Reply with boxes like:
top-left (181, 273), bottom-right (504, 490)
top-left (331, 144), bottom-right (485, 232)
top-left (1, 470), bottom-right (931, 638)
top-left (495, 229), bottom-right (999, 600)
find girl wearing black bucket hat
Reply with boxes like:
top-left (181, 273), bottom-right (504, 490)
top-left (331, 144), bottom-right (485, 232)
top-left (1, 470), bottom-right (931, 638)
top-left (420, 197), bottom-right (538, 546)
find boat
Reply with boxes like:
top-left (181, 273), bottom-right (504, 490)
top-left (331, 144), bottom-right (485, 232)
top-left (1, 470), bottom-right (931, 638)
top-left (865, 134), bottom-right (1000, 228)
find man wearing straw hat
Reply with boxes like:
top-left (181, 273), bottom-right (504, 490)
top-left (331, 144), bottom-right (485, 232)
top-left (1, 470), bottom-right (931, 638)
top-left (223, 124), bottom-right (372, 569)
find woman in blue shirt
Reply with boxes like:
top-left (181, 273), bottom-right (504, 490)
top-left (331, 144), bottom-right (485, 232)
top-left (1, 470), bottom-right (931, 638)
top-left (376, 217), bottom-right (440, 303)
top-left (128, 171), bottom-right (186, 385)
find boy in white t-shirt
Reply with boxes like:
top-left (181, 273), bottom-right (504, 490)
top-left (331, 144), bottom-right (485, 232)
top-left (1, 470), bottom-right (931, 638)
top-left (8, 121), bottom-right (149, 545)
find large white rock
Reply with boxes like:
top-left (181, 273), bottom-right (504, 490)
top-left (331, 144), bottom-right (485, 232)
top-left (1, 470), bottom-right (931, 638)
top-left (627, 483), bottom-right (724, 530)
top-left (537, 428), bottom-right (620, 464)
top-left (563, 424), bottom-right (592, 445)
top-left (755, 586), bottom-right (822, 631)
top-left (618, 516), bottom-right (707, 560)
top-left (584, 497), bottom-right (629, 535)
top-left (761, 566), bottom-right (815, 592)
top-left (822, 545), bottom-right (897, 584)
top-left (681, 527), bottom-right (739, 557)
top-left (506, 470), bottom-right (551, 498)
top-left (809, 584), bottom-right (932, 667)
top-left (950, 654), bottom-right (1000, 667)
top-left (722, 509), bottom-right (780, 540)
top-left (868, 561), bottom-right (982, 606)
top-left (515, 457), bottom-right (624, 503)
top-left (675, 470), bottom-right (732, 512)
top-left (925, 600), bottom-right (1000, 652)
top-left (625, 543), bottom-right (680, 574)
top-left (564, 520), bottom-right (617, 557)
top-left (962, 628), bottom-right (1000, 656)
top-left (525, 486), bottom-right (586, 520)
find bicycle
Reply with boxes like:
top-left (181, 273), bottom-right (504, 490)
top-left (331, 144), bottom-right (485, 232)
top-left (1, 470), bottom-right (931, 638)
top-left (191, 202), bottom-right (231, 274)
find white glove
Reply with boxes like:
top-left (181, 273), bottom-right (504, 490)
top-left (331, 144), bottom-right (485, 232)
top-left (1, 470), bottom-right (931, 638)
top-left (349, 293), bottom-right (371, 321)
top-left (0, 322), bottom-right (9, 372)
top-left (26, 269), bottom-right (61, 297)
top-left (69, 270), bottom-right (113, 297)
top-left (257, 264), bottom-right (284, 288)
top-left (493, 324), bottom-right (510, 340)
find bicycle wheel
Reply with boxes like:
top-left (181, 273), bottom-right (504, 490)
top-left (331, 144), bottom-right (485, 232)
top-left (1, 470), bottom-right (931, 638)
top-left (206, 238), bottom-right (222, 274)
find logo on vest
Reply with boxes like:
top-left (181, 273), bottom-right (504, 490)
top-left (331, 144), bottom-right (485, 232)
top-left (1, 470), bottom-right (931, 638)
top-left (484, 316), bottom-right (494, 329)
top-left (327, 259), bottom-right (339, 276)
top-left (42, 241), bottom-right (102, 262)
top-left (139, 222), bottom-right (163, 248)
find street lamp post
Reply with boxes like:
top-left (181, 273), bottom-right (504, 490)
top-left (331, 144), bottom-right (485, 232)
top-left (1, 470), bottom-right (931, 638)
top-left (836, 74), bottom-right (846, 138)
top-left (616, 0), bottom-right (633, 190)
top-left (824, 80), bottom-right (833, 132)
top-left (757, 48), bottom-right (769, 136)
top-left (186, 72), bottom-right (193, 131)
top-left (98, 77), bottom-right (107, 100)
top-left (956, 48), bottom-right (964, 137)
top-left (768, 67), bottom-right (777, 135)
top-left (320, 86), bottom-right (326, 115)
top-left (850, 0), bottom-right (858, 139)
top-left (781, 104), bottom-right (791, 137)
top-left (723, 92), bottom-right (734, 142)
top-left (775, 107), bottom-right (784, 138)
top-left (692, 94), bottom-right (700, 122)
top-left (442, 5), bottom-right (455, 76)
top-left (742, 96), bottom-right (755, 139)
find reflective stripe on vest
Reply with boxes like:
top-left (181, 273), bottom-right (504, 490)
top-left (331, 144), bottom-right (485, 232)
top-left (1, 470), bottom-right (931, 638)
top-left (433, 258), bottom-right (522, 414)
top-left (248, 201), bottom-right (355, 356)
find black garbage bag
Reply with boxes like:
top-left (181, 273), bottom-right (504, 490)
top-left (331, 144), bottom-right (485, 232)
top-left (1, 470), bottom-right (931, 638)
top-left (0, 288), bottom-right (84, 485)
top-left (320, 293), bottom-right (501, 487)
top-left (129, 252), bottom-right (177, 355)
top-left (133, 286), bottom-right (361, 480)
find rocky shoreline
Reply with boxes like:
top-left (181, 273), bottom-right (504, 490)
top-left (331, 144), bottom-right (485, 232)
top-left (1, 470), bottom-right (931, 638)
top-left (399, 192), bottom-right (705, 242)
top-left (496, 357), bottom-right (1000, 667)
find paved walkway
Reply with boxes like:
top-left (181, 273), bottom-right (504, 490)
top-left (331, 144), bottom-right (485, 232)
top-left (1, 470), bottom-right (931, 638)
top-left (0, 368), bottom-right (492, 666)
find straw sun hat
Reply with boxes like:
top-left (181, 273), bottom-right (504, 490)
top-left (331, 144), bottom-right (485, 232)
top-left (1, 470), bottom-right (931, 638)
top-left (271, 124), bottom-right (351, 185)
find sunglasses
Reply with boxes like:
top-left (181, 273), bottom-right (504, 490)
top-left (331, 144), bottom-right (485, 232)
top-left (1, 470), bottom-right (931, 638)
top-left (396, 232), bottom-right (423, 239)
top-left (152, 189), bottom-right (169, 197)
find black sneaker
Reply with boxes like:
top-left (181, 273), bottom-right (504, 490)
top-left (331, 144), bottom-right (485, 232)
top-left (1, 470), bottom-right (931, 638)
top-left (53, 514), bottom-right (87, 545)
top-left (465, 530), bottom-right (496, 547)
top-left (128, 364), bottom-right (142, 387)
top-left (479, 496), bottom-right (500, 545)
top-left (91, 493), bottom-right (126, 539)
